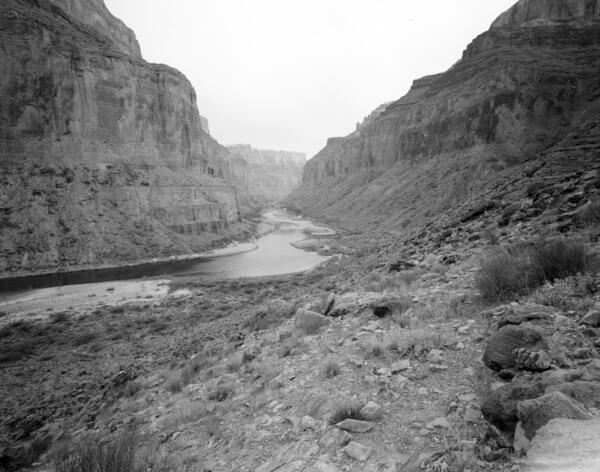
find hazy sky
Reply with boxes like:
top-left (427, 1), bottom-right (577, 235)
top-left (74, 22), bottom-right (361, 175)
top-left (105, 0), bottom-right (516, 159)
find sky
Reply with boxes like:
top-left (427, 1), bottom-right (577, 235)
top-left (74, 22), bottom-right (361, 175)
top-left (105, 0), bottom-right (517, 159)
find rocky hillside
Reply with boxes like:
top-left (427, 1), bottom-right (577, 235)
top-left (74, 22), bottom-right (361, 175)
top-left (227, 145), bottom-right (306, 205)
top-left (288, 0), bottom-right (600, 233)
top-left (0, 0), bottom-right (250, 275)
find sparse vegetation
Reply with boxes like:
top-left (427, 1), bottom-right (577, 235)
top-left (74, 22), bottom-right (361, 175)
top-left (322, 359), bottom-right (341, 378)
top-left (476, 238), bottom-right (596, 302)
top-left (52, 430), bottom-right (169, 472)
top-left (207, 382), bottom-right (234, 402)
top-left (529, 273), bottom-right (597, 311)
top-left (329, 401), bottom-right (366, 425)
top-left (577, 200), bottom-right (600, 227)
top-left (244, 299), bottom-right (301, 332)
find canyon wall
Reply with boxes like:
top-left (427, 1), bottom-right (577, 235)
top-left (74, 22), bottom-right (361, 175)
top-left (227, 145), bottom-right (305, 205)
top-left (288, 0), bottom-right (600, 230)
top-left (0, 0), bottom-right (246, 274)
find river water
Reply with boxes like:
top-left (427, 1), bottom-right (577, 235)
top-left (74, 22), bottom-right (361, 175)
top-left (0, 211), bottom-right (332, 314)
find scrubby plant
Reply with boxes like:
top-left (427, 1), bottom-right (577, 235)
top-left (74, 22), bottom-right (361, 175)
top-left (207, 383), bottom-right (234, 402)
top-left (52, 429), bottom-right (169, 472)
top-left (244, 299), bottom-right (301, 332)
top-left (329, 401), bottom-right (366, 425)
top-left (529, 273), bottom-right (597, 311)
top-left (476, 238), bottom-right (596, 302)
top-left (577, 201), bottom-right (600, 227)
top-left (323, 359), bottom-right (342, 378)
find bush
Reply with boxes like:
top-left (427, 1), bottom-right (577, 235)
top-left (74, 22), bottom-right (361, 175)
top-left (323, 360), bottom-right (341, 379)
top-left (476, 238), bottom-right (595, 302)
top-left (52, 430), bottom-right (169, 472)
top-left (244, 299), bottom-right (301, 332)
top-left (329, 401), bottom-right (366, 425)
top-left (578, 201), bottom-right (600, 227)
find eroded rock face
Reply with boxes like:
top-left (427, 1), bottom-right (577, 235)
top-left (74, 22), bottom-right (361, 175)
top-left (492, 0), bottom-right (600, 28)
top-left (287, 0), bottom-right (600, 231)
top-left (0, 0), bottom-right (245, 273)
top-left (49, 0), bottom-right (142, 57)
top-left (227, 145), bottom-right (305, 204)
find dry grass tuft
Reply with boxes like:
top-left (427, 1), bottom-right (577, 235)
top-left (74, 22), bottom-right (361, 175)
top-left (329, 401), bottom-right (366, 425)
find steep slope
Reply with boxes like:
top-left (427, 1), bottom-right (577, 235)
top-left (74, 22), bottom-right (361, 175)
top-left (288, 0), bottom-right (600, 232)
top-left (227, 145), bottom-right (306, 205)
top-left (0, 0), bottom-right (248, 275)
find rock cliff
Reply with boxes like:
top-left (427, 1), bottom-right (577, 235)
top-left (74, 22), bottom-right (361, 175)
top-left (288, 0), bottom-right (600, 231)
top-left (227, 145), bottom-right (305, 205)
top-left (0, 0), bottom-right (247, 275)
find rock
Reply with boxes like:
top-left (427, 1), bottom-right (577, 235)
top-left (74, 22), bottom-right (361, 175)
top-left (307, 461), bottom-right (341, 472)
top-left (426, 349), bottom-right (444, 364)
top-left (483, 325), bottom-right (547, 371)
top-left (517, 391), bottom-right (591, 440)
top-left (342, 441), bottom-right (373, 461)
top-left (335, 419), bottom-right (374, 433)
top-left (112, 370), bottom-right (136, 386)
top-left (300, 415), bottom-right (320, 431)
top-left (546, 381), bottom-right (600, 408)
top-left (495, 304), bottom-right (557, 328)
top-left (426, 417), bottom-right (451, 429)
top-left (523, 418), bottom-right (600, 472)
top-left (375, 367), bottom-right (392, 377)
top-left (294, 309), bottom-right (330, 335)
top-left (391, 359), bottom-right (411, 373)
top-left (481, 381), bottom-right (546, 434)
top-left (464, 407), bottom-right (481, 423)
top-left (487, 424), bottom-right (512, 449)
top-left (455, 341), bottom-right (465, 350)
top-left (513, 421), bottom-right (531, 456)
top-left (581, 310), bottom-right (600, 328)
top-left (360, 401), bottom-right (383, 419)
top-left (513, 348), bottom-right (552, 371)
top-left (319, 428), bottom-right (352, 448)
top-left (389, 259), bottom-right (417, 272)
top-left (256, 441), bottom-right (318, 472)
top-left (459, 393), bottom-right (477, 402)
top-left (323, 293), bottom-right (335, 316)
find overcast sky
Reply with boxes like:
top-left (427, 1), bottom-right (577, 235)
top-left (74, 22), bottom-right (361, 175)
top-left (105, 0), bottom-right (516, 159)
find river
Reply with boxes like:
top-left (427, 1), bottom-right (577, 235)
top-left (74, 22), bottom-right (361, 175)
top-left (0, 211), bottom-right (333, 317)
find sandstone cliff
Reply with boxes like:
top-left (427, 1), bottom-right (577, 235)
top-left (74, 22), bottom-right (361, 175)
top-left (288, 0), bottom-right (600, 231)
top-left (227, 145), bottom-right (305, 205)
top-left (0, 0), bottom-right (247, 275)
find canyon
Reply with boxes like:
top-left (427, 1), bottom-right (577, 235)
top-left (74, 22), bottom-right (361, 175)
top-left (288, 0), bottom-right (600, 233)
top-left (0, 0), bottom-right (302, 277)
top-left (228, 145), bottom-right (305, 207)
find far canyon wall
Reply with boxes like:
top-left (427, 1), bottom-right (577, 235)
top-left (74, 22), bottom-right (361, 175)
top-left (227, 145), bottom-right (305, 205)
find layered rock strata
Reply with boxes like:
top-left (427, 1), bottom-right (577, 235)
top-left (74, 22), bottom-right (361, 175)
top-left (288, 0), bottom-right (600, 231)
top-left (227, 145), bottom-right (305, 204)
top-left (0, 0), bottom-right (246, 274)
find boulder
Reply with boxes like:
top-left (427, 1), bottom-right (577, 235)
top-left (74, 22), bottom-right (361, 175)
top-left (481, 381), bottom-right (546, 434)
top-left (513, 348), bottom-right (552, 371)
top-left (546, 381), bottom-right (600, 408)
top-left (294, 309), bottom-right (330, 335)
top-left (483, 325), bottom-right (547, 371)
top-left (360, 401), bottom-right (382, 419)
top-left (342, 441), bottom-right (373, 461)
top-left (581, 309), bottom-right (600, 327)
top-left (523, 418), bottom-right (600, 472)
top-left (335, 419), bottom-right (374, 433)
top-left (517, 391), bottom-right (591, 440)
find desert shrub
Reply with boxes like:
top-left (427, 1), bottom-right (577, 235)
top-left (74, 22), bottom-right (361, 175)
top-left (244, 299), bottom-right (301, 332)
top-left (529, 239), bottom-right (591, 283)
top-left (52, 429), bottom-right (169, 472)
top-left (577, 201), bottom-right (600, 227)
top-left (207, 383), bottom-right (234, 402)
top-left (323, 359), bottom-right (341, 378)
top-left (72, 332), bottom-right (97, 346)
top-left (476, 238), bottom-right (595, 302)
top-left (329, 401), bottom-right (365, 425)
top-left (0, 340), bottom-right (35, 363)
top-left (529, 273), bottom-right (597, 311)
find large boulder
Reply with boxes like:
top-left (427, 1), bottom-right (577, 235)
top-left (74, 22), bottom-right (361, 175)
top-left (517, 391), bottom-right (591, 441)
top-left (481, 381), bottom-right (546, 435)
top-left (523, 418), bottom-right (600, 472)
top-left (546, 381), bottom-right (600, 408)
top-left (294, 309), bottom-right (330, 336)
top-left (483, 325), bottom-right (548, 371)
